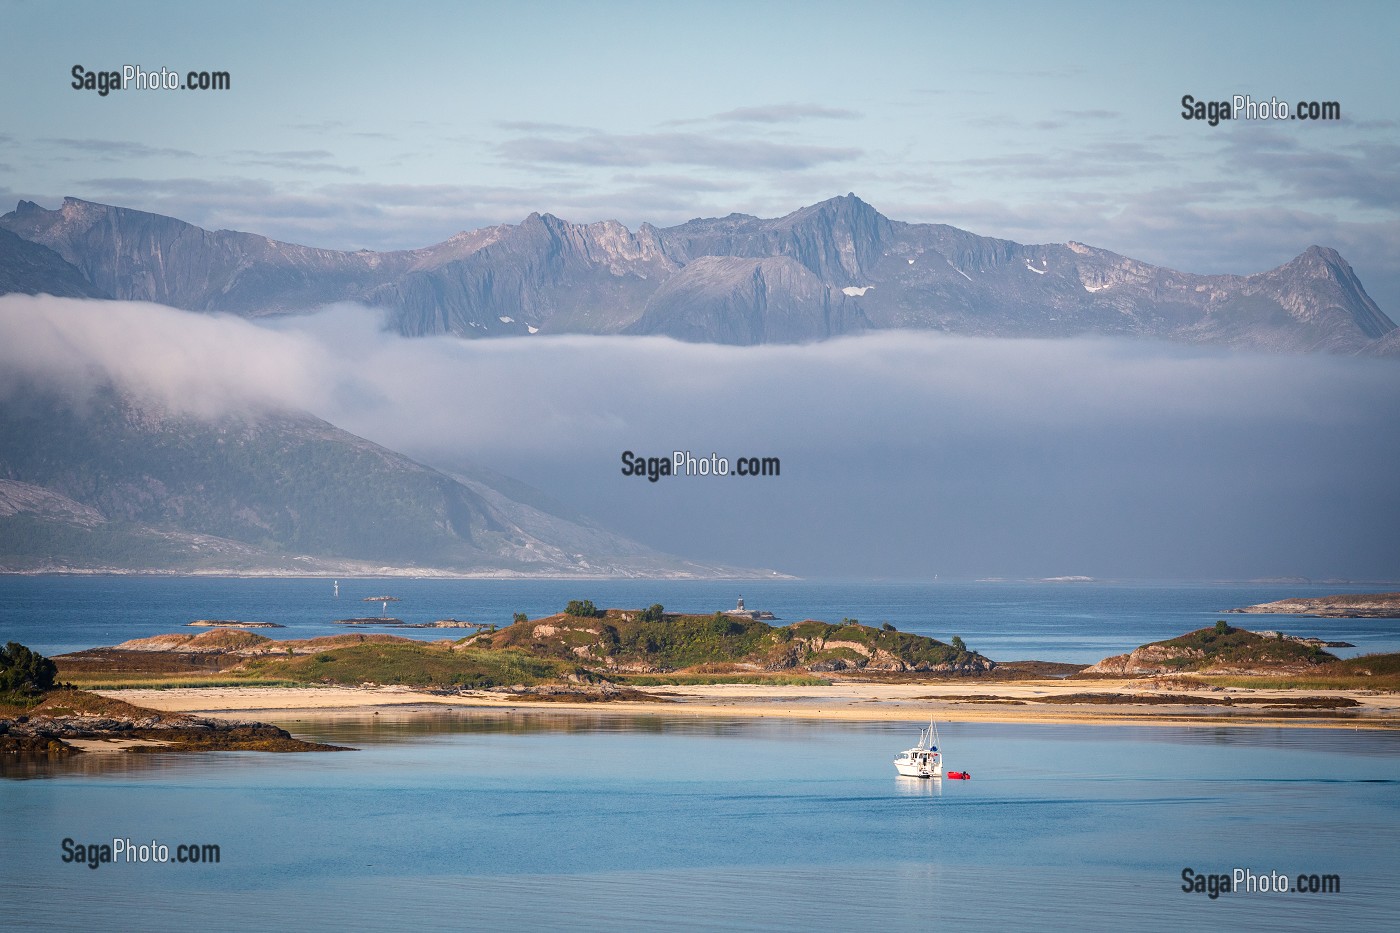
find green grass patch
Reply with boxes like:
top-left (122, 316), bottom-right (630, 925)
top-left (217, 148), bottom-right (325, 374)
top-left (64, 677), bottom-right (308, 691)
top-left (239, 643), bottom-right (577, 689)
top-left (0, 692), bottom-right (46, 716)
top-left (1176, 674), bottom-right (1400, 692)
top-left (1334, 653), bottom-right (1400, 677)
top-left (616, 673), bottom-right (831, 687)
top-left (1164, 653), bottom-right (1400, 691)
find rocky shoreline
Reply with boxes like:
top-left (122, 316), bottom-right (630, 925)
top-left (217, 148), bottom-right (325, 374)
top-left (1226, 592), bottom-right (1400, 618)
top-left (0, 690), bottom-right (349, 756)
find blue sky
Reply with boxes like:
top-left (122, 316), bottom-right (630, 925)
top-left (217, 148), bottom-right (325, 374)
top-left (3, 0), bottom-right (1399, 309)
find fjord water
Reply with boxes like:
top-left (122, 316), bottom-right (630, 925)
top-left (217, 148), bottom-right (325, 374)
top-left (3, 576), bottom-right (1399, 662)
top-left (8, 577), bottom-right (1400, 924)
top-left (2, 715), bottom-right (1396, 931)
top-left (3, 579), bottom-right (1398, 929)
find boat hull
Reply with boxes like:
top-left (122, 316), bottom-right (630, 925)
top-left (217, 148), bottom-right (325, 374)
top-left (893, 751), bottom-right (941, 778)
top-left (894, 721), bottom-right (944, 777)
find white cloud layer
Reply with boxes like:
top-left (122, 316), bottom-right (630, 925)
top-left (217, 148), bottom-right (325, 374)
top-left (3, 295), bottom-right (1398, 581)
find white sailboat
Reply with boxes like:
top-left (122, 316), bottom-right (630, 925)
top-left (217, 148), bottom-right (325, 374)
top-left (893, 719), bottom-right (942, 778)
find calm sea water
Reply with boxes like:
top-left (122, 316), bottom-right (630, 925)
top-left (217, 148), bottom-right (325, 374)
top-left (2, 576), bottom-right (1398, 663)
top-left (2, 715), bottom-right (1396, 931)
top-left (2, 579), bottom-right (1398, 930)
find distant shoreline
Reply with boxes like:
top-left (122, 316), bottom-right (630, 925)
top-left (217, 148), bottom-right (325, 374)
top-left (7, 572), bottom-right (1399, 584)
top-left (98, 683), bottom-right (1400, 731)
top-left (0, 569), bottom-right (795, 580)
top-left (1227, 592), bottom-right (1400, 619)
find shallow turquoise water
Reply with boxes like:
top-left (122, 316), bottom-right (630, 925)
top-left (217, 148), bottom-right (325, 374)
top-left (3, 716), bottom-right (1396, 931)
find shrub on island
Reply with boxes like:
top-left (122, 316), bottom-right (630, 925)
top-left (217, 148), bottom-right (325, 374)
top-left (1, 642), bottom-right (58, 702)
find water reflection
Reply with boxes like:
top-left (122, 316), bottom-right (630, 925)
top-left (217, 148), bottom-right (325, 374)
top-left (264, 709), bottom-right (907, 745)
top-left (0, 748), bottom-right (253, 781)
top-left (6, 716), bottom-right (1396, 784)
top-left (894, 775), bottom-right (942, 797)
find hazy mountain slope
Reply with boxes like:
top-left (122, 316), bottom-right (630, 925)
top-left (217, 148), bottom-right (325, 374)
top-left (0, 386), bottom-right (754, 576)
top-left (0, 198), bottom-right (419, 315)
top-left (0, 227), bottom-right (107, 299)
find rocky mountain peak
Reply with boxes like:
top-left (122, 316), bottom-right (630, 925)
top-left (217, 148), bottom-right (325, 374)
top-left (0, 195), bottom-right (1393, 354)
top-left (1257, 245), bottom-right (1394, 339)
top-left (1273, 244), bottom-right (1345, 275)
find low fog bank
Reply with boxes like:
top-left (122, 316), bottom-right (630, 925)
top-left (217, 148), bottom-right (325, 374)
top-left (3, 295), bottom-right (1398, 581)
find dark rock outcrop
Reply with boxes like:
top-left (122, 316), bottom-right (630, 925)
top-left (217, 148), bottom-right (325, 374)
top-left (0, 224), bottom-right (107, 299)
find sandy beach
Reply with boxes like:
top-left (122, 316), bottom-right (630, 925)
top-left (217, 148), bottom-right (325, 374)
top-left (99, 680), bottom-right (1400, 729)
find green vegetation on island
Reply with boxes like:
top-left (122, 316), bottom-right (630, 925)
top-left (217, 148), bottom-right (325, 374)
top-left (479, 606), bottom-right (992, 677)
top-left (52, 603), bottom-right (994, 692)
top-left (1, 640), bottom-right (59, 705)
top-left (238, 642), bottom-right (580, 690)
top-left (1168, 652), bottom-right (1400, 692)
top-left (1, 643), bottom-right (345, 756)
top-left (1081, 621), bottom-right (1400, 690)
top-left (1082, 621), bottom-right (1338, 676)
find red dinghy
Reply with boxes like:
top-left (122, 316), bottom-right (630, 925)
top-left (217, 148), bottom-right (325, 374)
top-left (946, 771), bottom-right (971, 780)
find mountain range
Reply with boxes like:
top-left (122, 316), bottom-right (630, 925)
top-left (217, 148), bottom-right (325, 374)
top-left (1, 195), bottom-right (1394, 353)
top-left (0, 384), bottom-right (759, 577)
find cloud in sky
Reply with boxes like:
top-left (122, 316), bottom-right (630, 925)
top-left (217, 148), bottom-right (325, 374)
top-left (1224, 132), bottom-right (1400, 212)
top-left (39, 138), bottom-right (199, 161)
top-left (233, 149), bottom-right (362, 175)
top-left (497, 131), bottom-right (863, 171)
top-left (702, 104), bottom-right (863, 124)
top-left (3, 295), bottom-right (1397, 581)
top-left (0, 294), bottom-right (329, 419)
top-left (494, 120), bottom-right (594, 134)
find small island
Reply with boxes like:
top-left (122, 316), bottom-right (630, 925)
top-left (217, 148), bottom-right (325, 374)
top-left (1, 689), bottom-right (351, 756)
top-left (0, 642), bottom-right (346, 757)
top-left (1082, 621), bottom-right (1341, 676)
top-left (187, 620), bottom-right (285, 628)
top-left (333, 618), bottom-right (489, 629)
top-left (1226, 592), bottom-right (1400, 619)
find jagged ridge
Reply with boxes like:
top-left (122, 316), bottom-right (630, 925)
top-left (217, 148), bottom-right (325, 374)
top-left (1, 195), bottom-right (1393, 352)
